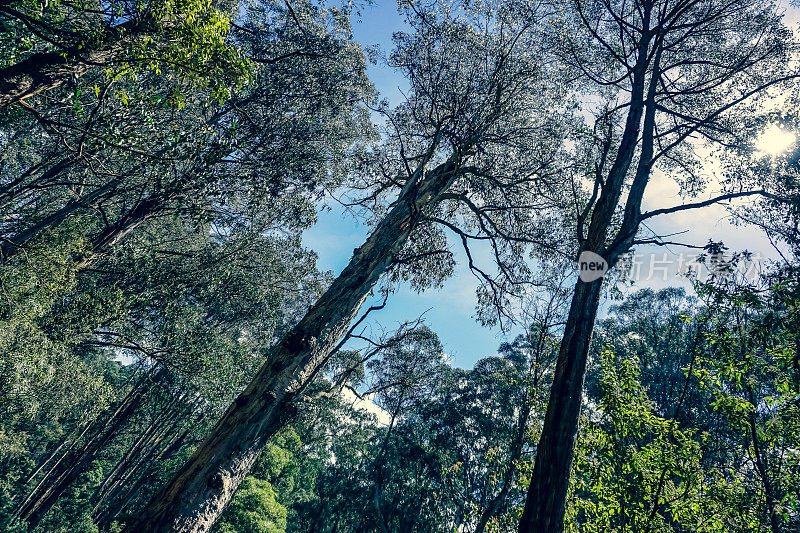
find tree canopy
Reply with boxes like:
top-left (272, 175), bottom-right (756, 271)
top-left (1, 0), bottom-right (799, 531)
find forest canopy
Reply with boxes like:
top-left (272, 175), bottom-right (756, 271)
top-left (1, 0), bottom-right (799, 531)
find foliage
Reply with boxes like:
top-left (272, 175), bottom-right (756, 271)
top-left (1, 0), bottom-right (800, 530)
top-left (0, 0), bottom-right (249, 102)
top-left (216, 477), bottom-right (288, 533)
top-left (567, 284), bottom-right (800, 532)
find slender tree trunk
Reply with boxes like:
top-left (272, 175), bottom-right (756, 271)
top-left (128, 156), bottom-right (462, 532)
top-left (747, 388), bottom-right (782, 533)
top-left (95, 419), bottom-right (197, 526)
top-left (0, 156), bottom-right (74, 210)
top-left (372, 396), bottom-right (401, 533)
top-left (93, 400), bottom-right (180, 504)
top-left (16, 369), bottom-right (157, 526)
top-left (475, 384), bottom-right (533, 533)
top-left (94, 416), bottom-right (182, 521)
top-left (19, 368), bottom-right (142, 496)
top-left (1, 178), bottom-right (122, 261)
top-left (22, 405), bottom-right (96, 487)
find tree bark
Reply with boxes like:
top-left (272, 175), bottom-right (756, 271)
top-left (128, 155), bottom-right (462, 532)
top-left (519, 11), bottom-right (657, 529)
top-left (1, 178), bottom-right (122, 261)
top-left (0, 10), bottom-right (145, 107)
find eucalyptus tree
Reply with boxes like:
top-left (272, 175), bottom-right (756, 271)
top-left (519, 0), bottom-right (798, 528)
top-left (568, 328), bottom-right (716, 532)
top-left (132, 0), bottom-right (573, 529)
top-left (0, 0), bottom-right (373, 451)
top-left (290, 323), bottom-right (558, 533)
top-left (362, 327), bottom-right (446, 533)
top-left (689, 266), bottom-right (800, 533)
top-left (0, 0), bottom-right (373, 505)
top-left (586, 288), bottom-right (709, 423)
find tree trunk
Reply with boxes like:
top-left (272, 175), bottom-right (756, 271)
top-left (747, 388), bottom-right (783, 533)
top-left (475, 379), bottom-right (533, 533)
top-left (1, 178), bottom-right (122, 261)
top-left (92, 393), bottom-right (184, 502)
top-left (16, 368), bottom-right (157, 526)
top-left (21, 405), bottom-right (96, 488)
top-left (0, 47), bottom-right (121, 107)
top-left (128, 156), bottom-right (462, 532)
top-left (0, 156), bottom-right (74, 210)
top-left (0, 11), bottom-right (145, 107)
top-left (518, 277), bottom-right (603, 532)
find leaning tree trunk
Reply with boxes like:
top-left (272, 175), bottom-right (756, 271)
top-left (127, 156), bottom-right (462, 532)
top-left (0, 47), bottom-right (120, 107)
top-left (0, 10), bottom-right (147, 107)
top-left (16, 368), bottom-right (159, 526)
top-left (0, 178), bottom-right (123, 261)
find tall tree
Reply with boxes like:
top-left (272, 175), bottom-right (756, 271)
top-left (0, 0), bottom-right (378, 503)
top-left (0, 0), bottom-right (371, 266)
top-left (132, 0), bottom-right (572, 529)
top-left (520, 0), bottom-right (797, 529)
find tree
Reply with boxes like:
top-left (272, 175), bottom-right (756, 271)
top-left (0, 0), bottom-right (372, 266)
top-left (689, 264), bottom-right (800, 532)
top-left (520, 0), bottom-right (797, 528)
top-left (132, 0), bottom-right (572, 529)
top-left (289, 321), bottom-right (558, 533)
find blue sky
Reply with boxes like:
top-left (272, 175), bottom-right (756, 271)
top-left (302, 1), bottom-right (796, 369)
top-left (303, 206), bottom-right (511, 369)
